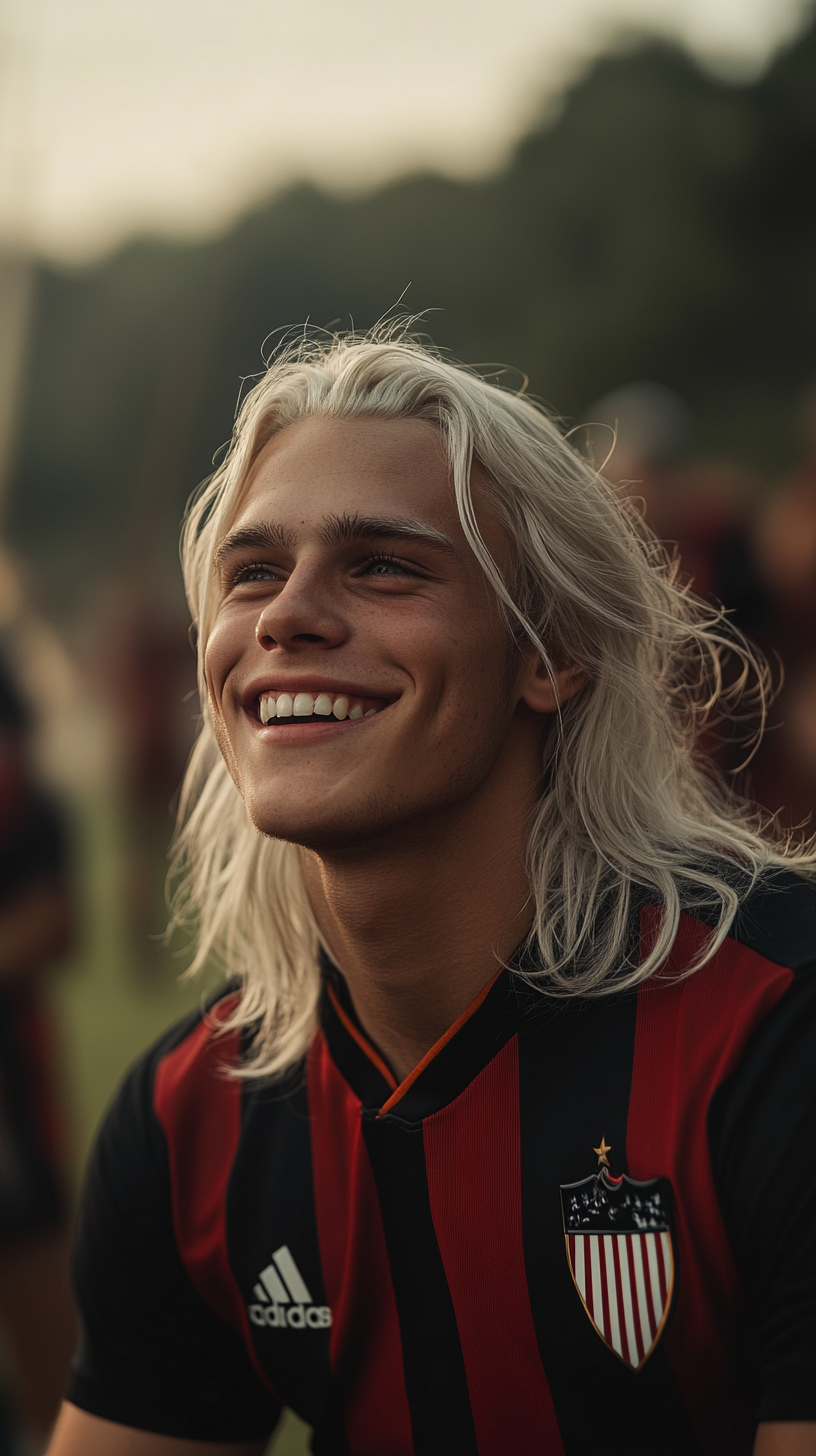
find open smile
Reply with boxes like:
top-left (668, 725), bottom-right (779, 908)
top-left (255, 689), bottom-right (388, 726)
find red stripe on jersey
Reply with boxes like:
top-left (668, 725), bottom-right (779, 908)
top-left (423, 1035), bottom-right (565, 1456)
top-left (308, 1030), bottom-right (413, 1456)
top-left (153, 998), bottom-right (276, 1395)
top-left (627, 909), bottom-right (792, 1438)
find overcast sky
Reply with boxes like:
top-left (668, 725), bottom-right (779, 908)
top-left (0, 0), bottom-right (811, 262)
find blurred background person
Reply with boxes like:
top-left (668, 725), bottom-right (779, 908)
top-left (0, 555), bottom-right (76, 1456)
top-left (581, 381), bottom-right (775, 787)
top-left (749, 382), bottom-right (816, 829)
top-left (582, 381), bottom-right (766, 633)
top-left (93, 586), bottom-right (196, 974)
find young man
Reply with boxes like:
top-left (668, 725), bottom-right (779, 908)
top-left (48, 333), bottom-right (815, 1456)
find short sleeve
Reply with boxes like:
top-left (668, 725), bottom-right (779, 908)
top-left (709, 962), bottom-right (816, 1421)
top-left (67, 1033), bottom-right (282, 1442)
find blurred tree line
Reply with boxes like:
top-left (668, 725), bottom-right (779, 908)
top-left (8, 12), bottom-right (816, 626)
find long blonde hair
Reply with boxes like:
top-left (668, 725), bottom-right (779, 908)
top-left (171, 325), bottom-right (813, 1077)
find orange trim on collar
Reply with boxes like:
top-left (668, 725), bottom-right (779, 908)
top-left (376, 969), bottom-right (503, 1119)
top-left (326, 981), bottom-right (398, 1091)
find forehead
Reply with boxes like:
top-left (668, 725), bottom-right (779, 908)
top-left (235, 415), bottom-right (457, 529)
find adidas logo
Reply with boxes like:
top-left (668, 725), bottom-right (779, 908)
top-left (247, 1244), bottom-right (333, 1330)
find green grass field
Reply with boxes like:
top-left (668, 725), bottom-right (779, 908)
top-left (48, 791), bottom-right (312, 1454)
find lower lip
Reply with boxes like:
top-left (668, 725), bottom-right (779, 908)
top-left (245, 711), bottom-right (382, 743)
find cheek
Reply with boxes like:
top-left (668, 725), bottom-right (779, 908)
top-left (455, 615), bottom-right (516, 697)
top-left (203, 614), bottom-right (245, 706)
top-left (202, 634), bottom-right (243, 782)
top-left (425, 631), bottom-right (515, 741)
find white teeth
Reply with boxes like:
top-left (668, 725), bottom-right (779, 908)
top-left (258, 690), bottom-right (379, 723)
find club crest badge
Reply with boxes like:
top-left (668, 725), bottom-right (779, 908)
top-left (560, 1139), bottom-right (675, 1371)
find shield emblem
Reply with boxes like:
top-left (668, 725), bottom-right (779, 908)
top-left (560, 1167), bottom-right (674, 1371)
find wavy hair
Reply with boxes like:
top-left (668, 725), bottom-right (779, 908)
top-left (170, 324), bottom-right (813, 1077)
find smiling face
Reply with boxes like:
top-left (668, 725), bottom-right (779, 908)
top-left (205, 414), bottom-right (569, 852)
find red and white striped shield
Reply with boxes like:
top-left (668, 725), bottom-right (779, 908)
top-left (561, 1168), bottom-right (675, 1371)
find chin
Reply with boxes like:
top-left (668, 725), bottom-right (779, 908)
top-left (248, 787), bottom-right (412, 855)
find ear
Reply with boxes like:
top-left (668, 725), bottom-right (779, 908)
top-left (518, 650), bottom-right (588, 715)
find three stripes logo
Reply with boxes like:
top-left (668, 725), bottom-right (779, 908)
top-left (560, 1164), bottom-right (675, 1371)
top-left (248, 1244), bottom-right (333, 1331)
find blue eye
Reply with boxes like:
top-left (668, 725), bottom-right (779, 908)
top-left (232, 563), bottom-right (278, 584)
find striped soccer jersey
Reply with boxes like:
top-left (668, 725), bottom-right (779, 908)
top-left (68, 872), bottom-right (816, 1455)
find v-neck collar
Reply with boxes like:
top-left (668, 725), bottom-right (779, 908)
top-left (319, 957), bottom-right (526, 1124)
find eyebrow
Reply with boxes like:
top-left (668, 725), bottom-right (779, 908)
top-left (213, 522), bottom-right (295, 574)
top-left (319, 513), bottom-right (459, 556)
top-left (213, 512), bottom-right (459, 574)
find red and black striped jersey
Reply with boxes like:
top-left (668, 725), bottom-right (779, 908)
top-left (68, 872), bottom-right (816, 1455)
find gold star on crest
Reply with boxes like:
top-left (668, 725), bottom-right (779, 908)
top-left (593, 1136), bottom-right (612, 1168)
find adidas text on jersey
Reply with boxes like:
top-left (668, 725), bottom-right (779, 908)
top-left (247, 1243), bottom-right (333, 1330)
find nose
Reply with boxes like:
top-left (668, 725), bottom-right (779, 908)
top-left (254, 566), bottom-right (349, 653)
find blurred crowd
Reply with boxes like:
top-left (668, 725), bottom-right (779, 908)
top-left (0, 613), bottom-right (76, 1454)
top-left (589, 380), bottom-right (816, 835)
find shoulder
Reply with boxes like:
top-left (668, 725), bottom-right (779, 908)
top-left (93, 988), bottom-right (242, 1185)
top-left (70, 989), bottom-right (283, 1441)
top-left (696, 866), bottom-right (816, 1043)
top-left (77, 988), bottom-right (249, 1334)
top-left (644, 867), bottom-right (816, 1013)
top-left (691, 872), bottom-right (816, 1223)
top-left (726, 866), bottom-right (816, 976)
top-left (705, 876), bottom-right (816, 1372)
top-left (631, 872), bottom-right (816, 1133)
top-left (149, 989), bottom-right (243, 1135)
top-left (707, 870), bottom-right (816, 1119)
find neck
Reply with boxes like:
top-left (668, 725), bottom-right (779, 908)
top-left (300, 744), bottom-right (538, 1083)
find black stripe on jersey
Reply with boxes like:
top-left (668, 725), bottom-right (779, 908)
top-left (711, 963), bottom-right (816, 1192)
top-left (361, 1113), bottom-right (479, 1456)
top-left (709, 958), bottom-right (816, 1424)
top-left (226, 1069), bottom-right (349, 1453)
top-left (319, 967), bottom-right (396, 1109)
top-left (685, 867), bottom-right (815, 974)
top-left (728, 868), bottom-right (815, 973)
top-left (517, 991), bottom-right (701, 1455)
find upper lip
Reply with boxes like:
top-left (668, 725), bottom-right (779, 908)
top-left (240, 675), bottom-right (396, 710)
